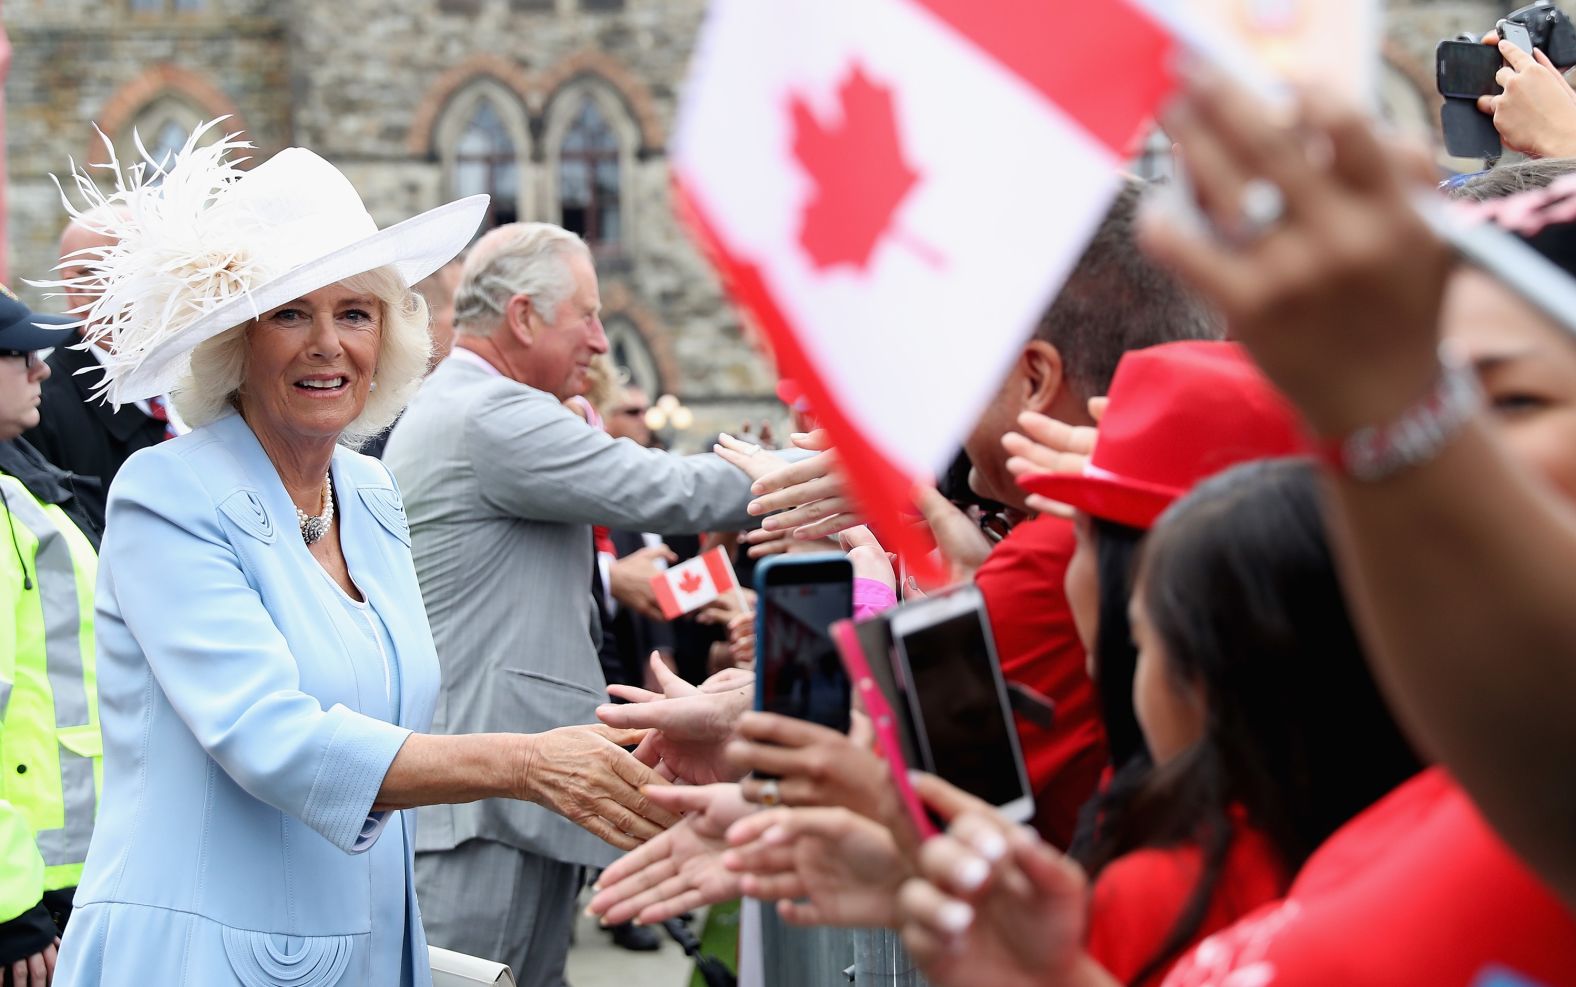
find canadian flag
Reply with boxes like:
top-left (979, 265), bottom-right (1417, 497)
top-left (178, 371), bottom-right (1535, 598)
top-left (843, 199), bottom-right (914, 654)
top-left (650, 545), bottom-right (741, 620)
top-left (673, 0), bottom-right (1180, 577)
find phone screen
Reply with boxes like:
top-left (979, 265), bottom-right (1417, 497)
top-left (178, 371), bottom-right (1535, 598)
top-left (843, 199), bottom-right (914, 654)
top-left (759, 574), bottom-right (853, 733)
top-left (898, 609), bottom-right (1026, 810)
top-left (1438, 40), bottom-right (1505, 98)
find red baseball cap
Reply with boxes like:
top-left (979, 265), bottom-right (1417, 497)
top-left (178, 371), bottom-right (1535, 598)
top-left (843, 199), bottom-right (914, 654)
top-left (1019, 341), bottom-right (1310, 529)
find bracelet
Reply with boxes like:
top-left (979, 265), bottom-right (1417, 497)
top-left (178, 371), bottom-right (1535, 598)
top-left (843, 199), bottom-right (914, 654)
top-left (1318, 350), bottom-right (1483, 483)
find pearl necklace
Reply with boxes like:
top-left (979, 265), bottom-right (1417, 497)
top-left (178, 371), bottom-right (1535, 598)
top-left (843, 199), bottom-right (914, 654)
top-left (296, 473), bottom-right (333, 545)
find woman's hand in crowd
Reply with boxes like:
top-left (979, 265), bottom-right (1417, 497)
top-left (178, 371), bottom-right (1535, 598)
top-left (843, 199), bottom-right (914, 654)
top-left (842, 524), bottom-right (897, 591)
top-left (898, 775), bottom-right (1112, 987)
top-left (714, 432), bottom-right (789, 484)
top-left (1479, 39), bottom-right (1576, 159)
top-left (1140, 72), bottom-right (1453, 438)
top-left (586, 783), bottom-right (754, 927)
top-left (597, 655), bottom-right (754, 785)
top-left (1003, 405), bottom-right (1103, 517)
top-left (516, 723), bottom-right (681, 850)
top-left (911, 485), bottom-right (993, 582)
top-left (726, 713), bottom-right (912, 839)
top-left (724, 806), bottom-right (910, 927)
top-left (735, 430), bottom-right (862, 543)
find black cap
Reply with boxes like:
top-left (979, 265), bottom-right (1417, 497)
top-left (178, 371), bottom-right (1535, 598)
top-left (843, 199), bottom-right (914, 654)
top-left (0, 284), bottom-right (72, 352)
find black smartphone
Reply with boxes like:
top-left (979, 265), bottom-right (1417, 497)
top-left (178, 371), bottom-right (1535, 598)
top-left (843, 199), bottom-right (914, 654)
top-left (753, 553), bottom-right (854, 740)
top-left (1442, 97), bottom-right (1504, 159)
top-left (890, 585), bottom-right (1034, 823)
top-left (1437, 40), bottom-right (1505, 99)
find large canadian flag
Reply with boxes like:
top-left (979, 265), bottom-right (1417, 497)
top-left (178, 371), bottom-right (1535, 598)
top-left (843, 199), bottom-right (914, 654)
top-left (673, 0), bottom-right (1180, 576)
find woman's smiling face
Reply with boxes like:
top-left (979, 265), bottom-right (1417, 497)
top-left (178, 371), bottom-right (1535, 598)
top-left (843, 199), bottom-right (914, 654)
top-left (240, 282), bottom-right (382, 445)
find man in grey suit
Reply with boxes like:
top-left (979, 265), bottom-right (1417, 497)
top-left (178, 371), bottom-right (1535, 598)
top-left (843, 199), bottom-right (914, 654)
top-left (384, 222), bottom-right (766, 986)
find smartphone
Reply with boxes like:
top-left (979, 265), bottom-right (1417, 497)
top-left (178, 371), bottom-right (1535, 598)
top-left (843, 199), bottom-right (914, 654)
top-left (889, 585), bottom-right (1034, 824)
top-left (753, 553), bottom-right (853, 739)
top-left (832, 618), bottom-right (938, 839)
top-left (1499, 18), bottom-right (1535, 54)
top-left (850, 613), bottom-right (923, 770)
top-left (1437, 39), bottom-right (1505, 99)
top-left (1442, 97), bottom-right (1503, 159)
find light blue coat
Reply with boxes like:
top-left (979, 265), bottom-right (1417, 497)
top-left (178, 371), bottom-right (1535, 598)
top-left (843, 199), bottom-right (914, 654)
top-left (54, 412), bottom-right (441, 986)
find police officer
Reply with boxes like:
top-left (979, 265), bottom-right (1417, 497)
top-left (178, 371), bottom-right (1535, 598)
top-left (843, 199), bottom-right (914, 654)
top-left (0, 287), bottom-right (100, 987)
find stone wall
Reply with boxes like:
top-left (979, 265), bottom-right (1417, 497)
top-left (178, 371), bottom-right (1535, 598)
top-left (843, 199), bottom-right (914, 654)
top-left (4, 0), bottom-right (1573, 448)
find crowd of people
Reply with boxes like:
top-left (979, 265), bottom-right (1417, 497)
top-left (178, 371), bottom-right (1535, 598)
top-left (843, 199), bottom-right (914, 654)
top-left (6, 21), bottom-right (1576, 987)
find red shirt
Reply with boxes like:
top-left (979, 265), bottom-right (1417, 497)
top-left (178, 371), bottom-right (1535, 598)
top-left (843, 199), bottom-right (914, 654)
top-left (1161, 768), bottom-right (1576, 987)
top-left (1087, 812), bottom-right (1288, 987)
top-left (975, 515), bottom-right (1106, 848)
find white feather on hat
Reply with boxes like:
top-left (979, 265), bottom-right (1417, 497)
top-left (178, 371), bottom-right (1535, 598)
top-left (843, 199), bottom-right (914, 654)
top-left (32, 118), bottom-right (488, 406)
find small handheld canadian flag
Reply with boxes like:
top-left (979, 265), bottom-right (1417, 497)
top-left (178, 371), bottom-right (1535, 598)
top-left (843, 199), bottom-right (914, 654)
top-left (650, 545), bottom-right (741, 620)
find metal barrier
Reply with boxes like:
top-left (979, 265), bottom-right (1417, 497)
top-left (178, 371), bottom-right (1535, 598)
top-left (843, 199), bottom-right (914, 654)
top-left (760, 912), bottom-right (930, 986)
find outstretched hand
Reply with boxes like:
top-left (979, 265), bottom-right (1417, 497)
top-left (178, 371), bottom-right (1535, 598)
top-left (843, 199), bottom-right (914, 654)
top-left (735, 430), bottom-right (862, 542)
top-left (598, 655), bottom-right (754, 785)
top-left (1003, 408), bottom-right (1101, 517)
top-left (517, 723), bottom-right (680, 850)
top-left (724, 805), bottom-right (909, 928)
top-left (587, 783), bottom-right (755, 926)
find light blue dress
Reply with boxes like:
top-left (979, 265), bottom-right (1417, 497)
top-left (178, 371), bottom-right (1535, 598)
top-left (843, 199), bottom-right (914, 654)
top-left (54, 412), bottom-right (441, 986)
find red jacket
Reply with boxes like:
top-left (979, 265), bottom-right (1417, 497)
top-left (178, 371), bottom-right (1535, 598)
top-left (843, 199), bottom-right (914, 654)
top-left (1161, 768), bottom-right (1576, 987)
top-left (1088, 809), bottom-right (1287, 987)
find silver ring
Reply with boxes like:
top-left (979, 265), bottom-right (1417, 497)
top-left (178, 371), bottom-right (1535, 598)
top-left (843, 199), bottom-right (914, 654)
top-left (758, 778), bottom-right (781, 807)
top-left (1235, 178), bottom-right (1286, 242)
top-left (742, 442), bottom-right (762, 457)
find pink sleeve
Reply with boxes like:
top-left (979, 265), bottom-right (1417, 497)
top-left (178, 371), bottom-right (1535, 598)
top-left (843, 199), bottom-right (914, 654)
top-left (853, 577), bottom-right (898, 620)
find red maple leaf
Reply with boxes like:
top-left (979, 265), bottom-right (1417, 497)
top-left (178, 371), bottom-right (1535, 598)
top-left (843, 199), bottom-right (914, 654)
top-left (678, 569), bottom-right (704, 594)
top-left (790, 64), bottom-right (922, 271)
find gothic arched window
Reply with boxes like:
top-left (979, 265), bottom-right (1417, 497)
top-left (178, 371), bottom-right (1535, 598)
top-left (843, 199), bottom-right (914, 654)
top-left (455, 98), bottom-right (520, 229)
top-left (558, 97), bottom-right (621, 248)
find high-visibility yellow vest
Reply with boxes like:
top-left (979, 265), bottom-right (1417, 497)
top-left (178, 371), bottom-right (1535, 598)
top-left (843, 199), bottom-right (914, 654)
top-left (0, 800), bottom-right (45, 923)
top-left (0, 470), bottom-right (100, 894)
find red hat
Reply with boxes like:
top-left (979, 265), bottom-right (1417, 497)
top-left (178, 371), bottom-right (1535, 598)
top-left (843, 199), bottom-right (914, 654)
top-left (1019, 341), bottom-right (1310, 529)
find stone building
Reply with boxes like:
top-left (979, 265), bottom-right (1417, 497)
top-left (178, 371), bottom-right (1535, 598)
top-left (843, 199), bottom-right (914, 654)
top-left (2, 0), bottom-right (1568, 444)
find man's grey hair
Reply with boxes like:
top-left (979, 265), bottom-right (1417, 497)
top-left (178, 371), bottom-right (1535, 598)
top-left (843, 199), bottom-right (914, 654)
top-left (453, 222), bottom-right (591, 335)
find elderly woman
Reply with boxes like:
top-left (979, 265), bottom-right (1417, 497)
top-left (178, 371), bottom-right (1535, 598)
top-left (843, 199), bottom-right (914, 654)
top-left (49, 129), bottom-right (676, 986)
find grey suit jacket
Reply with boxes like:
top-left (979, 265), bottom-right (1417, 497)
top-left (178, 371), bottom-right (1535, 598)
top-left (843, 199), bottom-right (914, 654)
top-left (383, 357), bottom-right (755, 866)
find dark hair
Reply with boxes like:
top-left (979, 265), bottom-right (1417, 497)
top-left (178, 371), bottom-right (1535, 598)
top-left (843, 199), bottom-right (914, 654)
top-left (1033, 179), bottom-right (1223, 399)
top-left (1446, 157), bottom-right (1576, 201)
top-left (1066, 517), bottom-right (1151, 865)
top-left (1085, 459), bottom-right (1422, 985)
top-left (1091, 517), bottom-right (1148, 769)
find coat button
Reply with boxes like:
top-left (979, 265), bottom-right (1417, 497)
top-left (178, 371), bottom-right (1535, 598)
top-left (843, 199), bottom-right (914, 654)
top-left (14, 764), bottom-right (25, 774)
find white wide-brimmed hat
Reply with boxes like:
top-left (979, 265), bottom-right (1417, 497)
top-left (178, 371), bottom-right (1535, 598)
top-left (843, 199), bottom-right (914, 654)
top-left (38, 121), bottom-right (488, 405)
